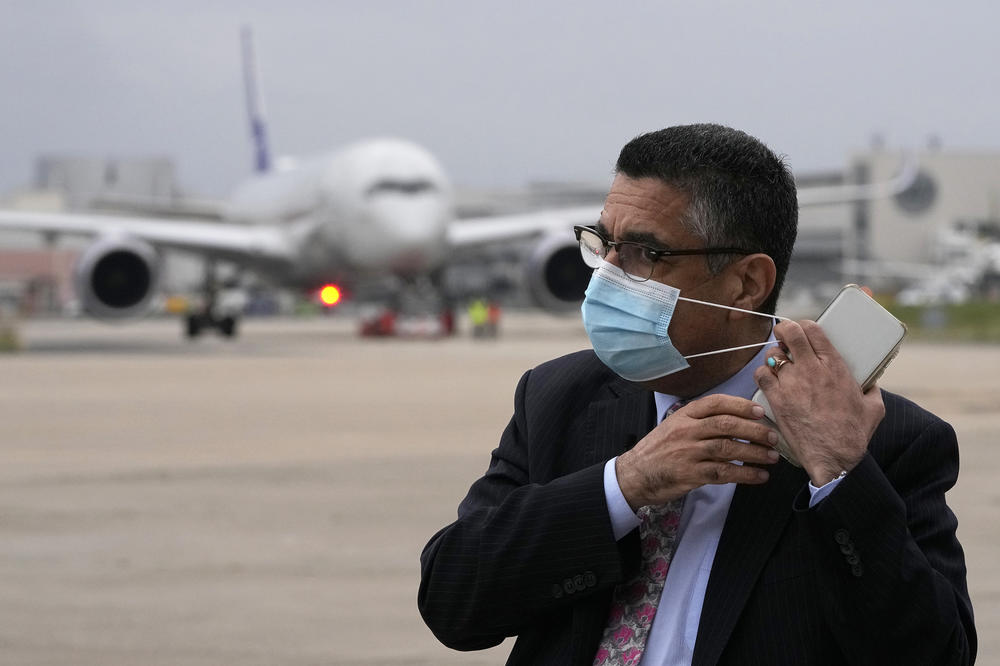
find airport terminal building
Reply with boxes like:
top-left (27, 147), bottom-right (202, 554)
top-left (2, 148), bottom-right (999, 315)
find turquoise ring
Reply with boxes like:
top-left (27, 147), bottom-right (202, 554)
top-left (767, 356), bottom-right (790, 372)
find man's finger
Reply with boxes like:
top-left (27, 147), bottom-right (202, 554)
top-left (682, 394), bottom-right (763, 420)
top-left (773, 320), bottom-right (817, 365)
top-left (798, 320), bottom-right (844, 362)
top-left (753, 364), bottom-right (778, 393)
top-left (697, 415), bottom-right (777, 447)
top-left (702, 438), bottom-right (780, 465)
top-left (699, 461), bottom-right (770, 486)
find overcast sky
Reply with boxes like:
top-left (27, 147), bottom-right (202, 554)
top-left (2, 1), bottom-right (998, 198)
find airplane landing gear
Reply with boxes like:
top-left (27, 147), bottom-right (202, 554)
top-left (184, 260), bottom-right (244, 340)
top-left (218, 315), bottom-right (238, 338)
top-left (357, 273), bottom-right (457, 339)
top-left (184, 312), bottom-right (240, 339)
top-left (186, 313), bottom-right (202, 339)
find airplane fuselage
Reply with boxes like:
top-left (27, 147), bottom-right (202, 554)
top-left (223, 138), bottom-right (453, 287)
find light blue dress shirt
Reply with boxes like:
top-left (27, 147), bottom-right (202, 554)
top-left (602, 337), bottom-right (844, 665)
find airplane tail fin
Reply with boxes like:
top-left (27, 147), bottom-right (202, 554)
top-left (241, 26), bottom-right (271, 173)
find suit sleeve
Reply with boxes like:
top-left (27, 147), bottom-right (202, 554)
top-left (417, 368), bottom-right (634, 651)
top-left (799, 405), bottom-right (976, 665)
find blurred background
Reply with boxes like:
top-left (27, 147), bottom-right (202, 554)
top-left (0, 2), bottom-right (997, 664)
top-left (2, 0), bottom-right (1000, 332)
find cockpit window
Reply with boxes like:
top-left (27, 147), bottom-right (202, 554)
top-left (366, 179), bottom-right (437, 196)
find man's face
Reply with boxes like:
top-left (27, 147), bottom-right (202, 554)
top-left (597, 174), bottom-right (741, 395)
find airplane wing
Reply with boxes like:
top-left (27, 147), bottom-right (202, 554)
top-left (0, 209), bottom-right (295, 266)
top-left (87, 192), bottom-right (227, 220)
top-left (447, 157), bottom-right (919, 247)
top-left (447, 206), bottom-right (599, 246)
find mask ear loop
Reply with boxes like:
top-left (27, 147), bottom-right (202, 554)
top-left (677, 297), bottom-right (789, 361)
top-left (683, 339), bottom-right (779, 360)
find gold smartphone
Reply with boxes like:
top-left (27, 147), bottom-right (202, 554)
top-left (752, 285), bottom-right (907, 467)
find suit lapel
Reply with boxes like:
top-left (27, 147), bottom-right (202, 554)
top-left (580, 377), bottom-right (656, 466)
top-left (691, 460), bottom-right (807, 666)
top-left (570, 377), bottom-right (654, 664)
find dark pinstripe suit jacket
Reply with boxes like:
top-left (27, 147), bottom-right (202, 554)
top-left (418, 350), bottom-right (976, 665)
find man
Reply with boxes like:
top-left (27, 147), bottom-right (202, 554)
top-left (418, 124), bottom-right (975, 665)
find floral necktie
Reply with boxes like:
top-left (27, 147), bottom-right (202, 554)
top-left (593, 401), bottom-right (686, 666)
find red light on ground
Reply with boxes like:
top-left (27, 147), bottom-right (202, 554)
top-left (319, 284), bottom-right (342, 306)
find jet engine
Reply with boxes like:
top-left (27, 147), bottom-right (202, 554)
top-left (74, 235), bottom-right (161, 320)
top-left (524, 231), bottom-right (593, 313)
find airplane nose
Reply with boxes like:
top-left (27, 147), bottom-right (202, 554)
top-left (369, 198), bottom-right (450, 270)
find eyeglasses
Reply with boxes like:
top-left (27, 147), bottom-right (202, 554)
top-left (573, 225), bottom-right (751, 282)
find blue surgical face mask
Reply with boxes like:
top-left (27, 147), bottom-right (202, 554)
top-left (581, 261), bottom-right (785, 382)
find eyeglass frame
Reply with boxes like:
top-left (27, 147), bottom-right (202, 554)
top-left (573, 225), bottom-right (752, 281)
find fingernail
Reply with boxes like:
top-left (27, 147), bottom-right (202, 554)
top-left (751, 405), bottom-right (765, 418)
top-left (767, 449), bottom-right (780, 461)
top-left (758, 470), bottom-right (770, 481)
top-left (768, 431), bottom-right (778, 445)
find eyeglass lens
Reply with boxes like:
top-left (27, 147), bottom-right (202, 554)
top-left (578, 229), bottom-right (605, 268)
top-left (577, 228), bottom-right (654, 281)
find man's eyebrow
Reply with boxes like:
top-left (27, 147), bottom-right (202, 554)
top-left (619, 228), bottom-right (671, 250)
top-left (595, 218), bottom-right (673, 250)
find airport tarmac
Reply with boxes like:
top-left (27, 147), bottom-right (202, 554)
top-left (1, 313), bottom-right (997, 665)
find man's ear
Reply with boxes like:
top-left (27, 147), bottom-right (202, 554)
top-left (726, 253), bottom-right (776, 319)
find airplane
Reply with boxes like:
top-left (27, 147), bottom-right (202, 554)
top-left (0, 28), bottom-right (920, 339)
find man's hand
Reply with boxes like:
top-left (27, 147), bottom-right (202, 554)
top-left (753, 320), bottom-right (886, 487)
top-left (615, 394), bottom-right (780, 511)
